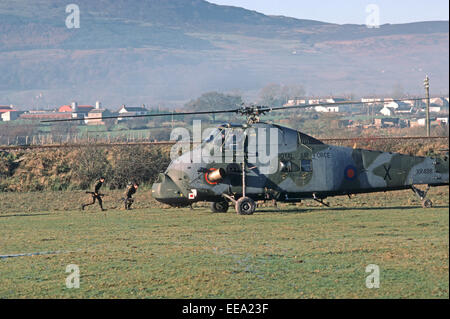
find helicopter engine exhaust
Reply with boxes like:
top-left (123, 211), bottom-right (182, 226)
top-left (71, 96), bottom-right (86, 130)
top-left (206, 168), bottom-right (226, 184)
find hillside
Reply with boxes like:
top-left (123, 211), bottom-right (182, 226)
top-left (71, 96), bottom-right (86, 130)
top-left (0, 0), bottom-right (448, 108)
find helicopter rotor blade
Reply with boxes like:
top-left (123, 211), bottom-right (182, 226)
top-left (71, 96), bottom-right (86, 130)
top-left (40, 97), bottom-right (430, 123)
top-left (40, 108), bottom-right (240, 123)
top-left (268, 97), bottom-right (428, 112)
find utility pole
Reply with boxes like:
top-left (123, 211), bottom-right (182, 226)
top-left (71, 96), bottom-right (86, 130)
top-left (424, 75), bottom-right (430, 137)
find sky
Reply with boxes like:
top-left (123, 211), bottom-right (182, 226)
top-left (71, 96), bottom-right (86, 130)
top-left (208, 0), bottom-right (449, 24)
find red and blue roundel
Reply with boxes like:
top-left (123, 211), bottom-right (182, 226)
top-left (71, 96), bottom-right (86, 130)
top-left (344, 165), bottom-right (357, 181)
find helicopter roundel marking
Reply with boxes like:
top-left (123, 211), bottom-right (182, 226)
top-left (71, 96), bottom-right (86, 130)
top-left (344, 165), bottom-right (357, 181)
top-left (205, 168), bottom-right (218, 185)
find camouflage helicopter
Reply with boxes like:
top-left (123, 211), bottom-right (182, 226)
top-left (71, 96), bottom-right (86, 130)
top-left (151, 101), bottom-right (448, 214)
top-left (44, 98), bottom-right (449, 215)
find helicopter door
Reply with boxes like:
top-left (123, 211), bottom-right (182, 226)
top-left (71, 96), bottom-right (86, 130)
top-left (298, 145), bottom-right (313, 187)
top-left (228, 130), bottom-right (265, 195)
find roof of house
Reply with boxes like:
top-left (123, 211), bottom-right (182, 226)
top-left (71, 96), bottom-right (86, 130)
top-left (60, 105), bottom-right (94, 112)
top-left (120, 106), bottom-right (148, 112)
top-left (0, 109), bottom-right (16, 113)
top-left (327, 98), bottom-right (348, 102)
top-left (380, 107), bottom-right (393, 114)
top-left (396, 105), bottom-right (413, 111)
top-left (88, 109), bottom-right (111, 114)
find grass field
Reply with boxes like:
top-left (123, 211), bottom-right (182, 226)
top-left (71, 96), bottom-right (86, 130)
top-left (0, 187), bottom-right (448, 298)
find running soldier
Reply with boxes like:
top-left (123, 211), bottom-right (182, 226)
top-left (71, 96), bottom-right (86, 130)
top-left (124, 182), bottom-right (139, 210)
top-left (82, 177), bottom-right (106, 211)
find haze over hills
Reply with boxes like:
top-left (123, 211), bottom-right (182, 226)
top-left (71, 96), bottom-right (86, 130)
top-left (0, 0), bottom-right (448, 109)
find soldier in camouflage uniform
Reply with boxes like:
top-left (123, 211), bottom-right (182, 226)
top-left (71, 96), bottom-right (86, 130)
top-left (124, 182), bottom-right (139, 210)
top-left (82, 177), bottom-right (106, 211)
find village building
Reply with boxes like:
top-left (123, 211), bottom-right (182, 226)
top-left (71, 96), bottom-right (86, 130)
top-left (380, 101), bottom-right (414, 116)
top-left (1, 110), bottom-right (24, 121)
top-left (410, 117), bottom-right (447, 128)
top-left (85, 109), bottom-right (113, 125)
top-left (85, 102), bottom-right (114, 125)
top-left (374, 118), bottom-right (409, 128)
top-left (436, 117), bottom-right (449, 125)
top-left (429, 105), bottom-right (442, 113)
top-left (384, 101), bottom-right (400, 109)
top-left (429, 97), bottom-right (446, 106)
top-left (361, 98), bottom-right (383, 106)
top-left (395, 104), bottom-right (415, 114)
top-left (314, 105), bottom-right (340, 113)
top-left (402, 100), bottom-right (415, 106)
top-left (0, 105), bottom-right (16, 121)
top-left (380, 106), bottom-right (394, 116)
top-left (284, 98), bottom-right (307, 106)
top-left (308, 98), bottom-right (321, 105)
top-left (59, 102), bottom-right (95, 119)
top-left (322, 97), bottom-right (348, 104)
top-left (19, 111), bottom-right (72, 121)
top-left (117, 104), bottom-right (149, 121)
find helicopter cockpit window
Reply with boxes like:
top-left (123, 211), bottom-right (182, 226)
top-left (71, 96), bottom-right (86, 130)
top-left (301, 159), bottom-right (312, 172)
top-left (201, 128), bottom-right (222, 147)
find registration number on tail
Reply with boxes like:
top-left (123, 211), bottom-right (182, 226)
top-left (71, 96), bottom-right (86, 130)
top-left (416, 168), bottom-right (433, 175)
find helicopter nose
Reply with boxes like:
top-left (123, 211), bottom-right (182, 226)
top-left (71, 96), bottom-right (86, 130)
top-left (151, 173), bottom-right (190, 207)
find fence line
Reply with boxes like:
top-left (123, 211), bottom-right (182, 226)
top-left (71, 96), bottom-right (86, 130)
top-left (0, 134), bottom-right (447, 151)
top-left (0, 131), bottom-right (156, 147)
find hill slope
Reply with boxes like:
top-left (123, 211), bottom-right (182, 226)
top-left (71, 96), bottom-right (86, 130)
top-left (0, 0), bottom-right (448, 108)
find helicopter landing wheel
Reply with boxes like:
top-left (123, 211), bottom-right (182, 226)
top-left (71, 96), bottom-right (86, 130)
top-left (211, 201), bottom-right (229, 213)
top-left (235, 197), bottom-right (256, 215)
top-left (422, 199), bottom-right (433, 209)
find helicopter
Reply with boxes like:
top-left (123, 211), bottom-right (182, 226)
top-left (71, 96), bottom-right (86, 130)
top-left (43, 98), bottom-right (449, 215)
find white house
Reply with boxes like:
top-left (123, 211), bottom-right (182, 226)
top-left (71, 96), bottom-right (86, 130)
top-left (308, 99), bottom-right (321, 105)
top-left (384, 101), bottom-right (399, 109)
top-left (323, 98), bottom-right (348, 104)
top-left (314, 106), bottom-right (340, 113)
top-left (430, 97), bottom-right (446, 106)
top-left (380, 106), bottom-right (394, 116)
top-left (361, 98), bottom-right (382, 105)
top-left (395, 104), bottom-right (414, 114)
top-left (402, 100), bottom-right (417, 107)
top-left (117, 105), bottom-right (149, 121)
top-left (285, 99), bottom-right (307, 106)
top-left (1, 110), bottom-right (23, 121)
top-left (429, 105), bottom-right (441, 113)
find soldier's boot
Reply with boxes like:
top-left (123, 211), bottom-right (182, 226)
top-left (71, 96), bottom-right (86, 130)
top-left (82, 202), bottom-right (93, 210)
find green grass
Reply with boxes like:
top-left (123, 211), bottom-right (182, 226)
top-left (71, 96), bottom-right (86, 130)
top-left (0, 188), bottom-right (448, 298)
